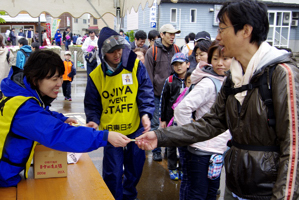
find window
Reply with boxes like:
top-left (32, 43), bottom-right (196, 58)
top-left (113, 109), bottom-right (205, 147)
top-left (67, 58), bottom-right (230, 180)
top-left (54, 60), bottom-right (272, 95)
top-left (74, 18), bottom-right (78, 23)
top-left (171, 8), bottom-right (177, 23)
top-left (83, 19), bottom-right (87, 24)
top-left (0, 25), bottom-right (11, 33)
top-left (190, 9), bottom-right (196, 23)
top-left (93, 18), bottom-right (98, 25)
top-left (213, 5), bottom-right (222, 26)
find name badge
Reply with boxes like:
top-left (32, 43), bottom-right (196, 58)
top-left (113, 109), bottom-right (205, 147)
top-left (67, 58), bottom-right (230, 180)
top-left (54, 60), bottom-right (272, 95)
top-left (122, 73), bottom-right (133, 85)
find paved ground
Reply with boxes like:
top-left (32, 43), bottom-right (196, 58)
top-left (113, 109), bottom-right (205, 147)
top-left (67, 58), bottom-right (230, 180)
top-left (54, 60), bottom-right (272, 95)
top-left (50, 71), bottom-right (226, 200)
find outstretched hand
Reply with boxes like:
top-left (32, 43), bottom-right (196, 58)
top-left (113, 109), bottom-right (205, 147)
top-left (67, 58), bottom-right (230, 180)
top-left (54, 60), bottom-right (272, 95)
top-left (108, 131), bottom-right (131, 147)
top-left (135, 131), bottom-right (158, 150)
top-left (65, 117), bottom-right (78, 125)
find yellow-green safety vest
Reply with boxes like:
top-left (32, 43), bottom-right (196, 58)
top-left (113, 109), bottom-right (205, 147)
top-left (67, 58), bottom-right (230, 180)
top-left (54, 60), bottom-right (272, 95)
top-left (0, 95), bottom-right (40, 178)
top-left (90, 60), bottom-right (140, 135)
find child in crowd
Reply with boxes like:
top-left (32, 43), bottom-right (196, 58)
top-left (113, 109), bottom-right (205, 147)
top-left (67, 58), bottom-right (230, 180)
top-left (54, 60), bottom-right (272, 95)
top-left (16, 38), bottom-right (32, 69)
top-left (133, 47), bottom-right (146, 64)
top-left (62, 51), bottom-right (76, 101)
top-left (31, 42), bottom-right (40, 52)
top-left (175, 40), bottom-right (232, 199)
top-left (160, 52), bottom-right (190, 180)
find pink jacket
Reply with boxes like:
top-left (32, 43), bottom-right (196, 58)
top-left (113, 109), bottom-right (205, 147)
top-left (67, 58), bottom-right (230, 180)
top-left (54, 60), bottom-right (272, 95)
top-left (174, 63), bottom-right (231, 154)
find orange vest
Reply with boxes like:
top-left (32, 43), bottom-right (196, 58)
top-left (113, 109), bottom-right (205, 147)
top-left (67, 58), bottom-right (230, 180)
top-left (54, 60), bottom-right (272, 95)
top-left (63, 60), bottom-right (73, 81)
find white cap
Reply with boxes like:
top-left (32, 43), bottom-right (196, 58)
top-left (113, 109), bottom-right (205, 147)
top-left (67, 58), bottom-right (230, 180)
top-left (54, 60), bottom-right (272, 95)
top-left (159, 24), bottom-right (181, 34)
top-left (64, 51), bottom-right (71, 55)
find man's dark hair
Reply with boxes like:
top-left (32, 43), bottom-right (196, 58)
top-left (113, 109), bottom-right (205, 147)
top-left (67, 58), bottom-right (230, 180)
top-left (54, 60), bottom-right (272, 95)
top-left (217, 0), bottom-right (269, 46)
top-left (120, 29), bottom-right (124, 33)
top-left (135, 30), bottom-right (147, 40)
top-left (24, 50), bottom-right (64, 90)
top-left (188, 32), bottom-right (195, 41)
top-left (31, 42), bottom-right (40, 50)
top-left (18, 38), bottom-right (28, 46)
top-left (148, 30), bottom-right (160, 41)
top-left (89, 30), bottom-right (95, 35)
top-left (184, 35), bottom-right (189, 44)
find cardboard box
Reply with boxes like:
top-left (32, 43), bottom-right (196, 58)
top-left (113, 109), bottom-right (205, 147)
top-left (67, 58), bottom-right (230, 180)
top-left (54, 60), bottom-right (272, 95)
top-left (34, 145), bottom-right (67, 179)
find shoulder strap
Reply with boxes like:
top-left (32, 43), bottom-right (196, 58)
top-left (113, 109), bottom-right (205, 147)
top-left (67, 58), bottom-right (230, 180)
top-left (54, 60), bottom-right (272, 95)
top-left (19, 49), bottom-right (29, 58)
top-left (6, 51), bottom-right (10, 63)
top-left (152, 45), bottom-right (158, 64)
top-left (186, 44), bottom-right (190, 50)
top-left (174, 44), bottom-right (179, 53)
top-left (205, 77), bottom-right (222, 101)
top-left (168, 75), bottom-right (173, 83)
top-left (223, 65), bottom-right (277, 127)
top-left (259, 65), bottom-right (277, 127)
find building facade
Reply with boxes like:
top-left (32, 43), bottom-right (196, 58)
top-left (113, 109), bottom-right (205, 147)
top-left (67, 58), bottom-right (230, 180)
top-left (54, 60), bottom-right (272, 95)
top-left (122, 0), bottom-right (299, 52)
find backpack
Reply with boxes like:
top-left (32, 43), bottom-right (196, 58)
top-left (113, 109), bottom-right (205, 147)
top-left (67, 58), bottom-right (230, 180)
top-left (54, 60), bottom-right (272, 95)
top-left (19, 49), bottom-right (30, 64)
top-left (152, 44), bottom-right (180, 66)
top-left (185, 76), bottom-right (222, 120)
top-left (224, 64), bottom-right (277, 128)
top-left (186, 44), bottom-right (193, 56)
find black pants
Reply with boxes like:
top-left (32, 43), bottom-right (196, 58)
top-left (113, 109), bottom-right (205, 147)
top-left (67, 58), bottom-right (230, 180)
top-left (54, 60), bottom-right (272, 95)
top-left (62, 81), bottom-right (71, 99)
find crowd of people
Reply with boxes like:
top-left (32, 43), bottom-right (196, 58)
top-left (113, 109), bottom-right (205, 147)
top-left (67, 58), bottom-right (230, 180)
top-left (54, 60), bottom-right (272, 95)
top-left (0, 0), bottom-right (298, 200)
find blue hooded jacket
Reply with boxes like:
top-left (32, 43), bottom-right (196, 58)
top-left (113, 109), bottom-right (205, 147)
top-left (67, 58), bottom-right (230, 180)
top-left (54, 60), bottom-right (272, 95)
top-left (84, 27), bottom-right (155, 133)
top-left (0, 67), bottom-right (108, 187)
top-left (54, 29), bottom-right (62, 43)
top-left (16, 45), bottom-right (32, 69)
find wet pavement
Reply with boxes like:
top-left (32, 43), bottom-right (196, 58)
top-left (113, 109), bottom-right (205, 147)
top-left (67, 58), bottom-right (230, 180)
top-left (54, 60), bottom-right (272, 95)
top-left (50, 71), bottom-right (225, 200)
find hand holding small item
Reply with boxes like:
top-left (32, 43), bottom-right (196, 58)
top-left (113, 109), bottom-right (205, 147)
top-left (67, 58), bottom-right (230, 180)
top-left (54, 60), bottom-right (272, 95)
top-left (65, 117), bottom-right (78, 125)
top-left (135, 131), bottom-right (158, 150)
top-left (108, 131), bottom-right (131, 147)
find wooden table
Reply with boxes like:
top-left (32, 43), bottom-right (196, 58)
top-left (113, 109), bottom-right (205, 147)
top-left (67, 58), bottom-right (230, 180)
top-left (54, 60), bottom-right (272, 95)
top-left (17, 153), bottom-right (114, 200)
top-left (0, 187), bottom-right (16, 200)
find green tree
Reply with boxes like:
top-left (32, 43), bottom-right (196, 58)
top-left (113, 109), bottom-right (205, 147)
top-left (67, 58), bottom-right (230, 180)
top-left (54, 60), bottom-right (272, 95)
top-left (125, 30), bottom-right (135, 42)
top-left (0, 11), bottom-right (6, 24)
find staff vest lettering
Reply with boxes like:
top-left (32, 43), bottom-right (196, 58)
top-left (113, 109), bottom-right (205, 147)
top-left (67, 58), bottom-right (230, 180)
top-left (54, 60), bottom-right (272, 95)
top-left (90, 60), bottom-right (140, 135)
top-left (0, 95), bottom-right (40, 178)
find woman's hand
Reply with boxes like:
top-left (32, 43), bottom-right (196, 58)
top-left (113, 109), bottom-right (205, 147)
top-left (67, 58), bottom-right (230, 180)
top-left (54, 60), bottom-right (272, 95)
top-left (65, 117), bottom-right (78, 125)
top-left (108, 131), bottom-right (130, 147)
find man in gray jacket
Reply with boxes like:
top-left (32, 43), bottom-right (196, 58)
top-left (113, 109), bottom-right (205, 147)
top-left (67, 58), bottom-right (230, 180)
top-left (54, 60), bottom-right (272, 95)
top-left (137, 0), bottom-right (299, 199)
top-left (144, 24), bottom-right (180, 161)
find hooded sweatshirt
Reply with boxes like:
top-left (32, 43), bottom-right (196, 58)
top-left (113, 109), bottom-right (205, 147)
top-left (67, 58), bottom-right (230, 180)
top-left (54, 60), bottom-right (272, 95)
top-left (16, 45), bottom-right (32, 69)
top-left (54, 29), bottom-right (62, 43)
top-left (84, 27), bottom-right (155, 127)
top-left (174, 65), bottom-right (231, 154)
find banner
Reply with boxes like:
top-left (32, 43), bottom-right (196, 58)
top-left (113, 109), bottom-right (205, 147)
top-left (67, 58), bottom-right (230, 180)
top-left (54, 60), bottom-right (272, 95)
top-left (150, 0), bottom-right (157, 28)
top-left (46, 23), bottom-right (51, 39)
top-left (51, 19), bottom-right (61, 38)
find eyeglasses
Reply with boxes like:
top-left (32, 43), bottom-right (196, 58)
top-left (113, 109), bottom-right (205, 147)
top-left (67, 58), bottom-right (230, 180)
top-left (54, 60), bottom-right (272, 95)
top-left (217, 25), bottom-right (237, 34)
